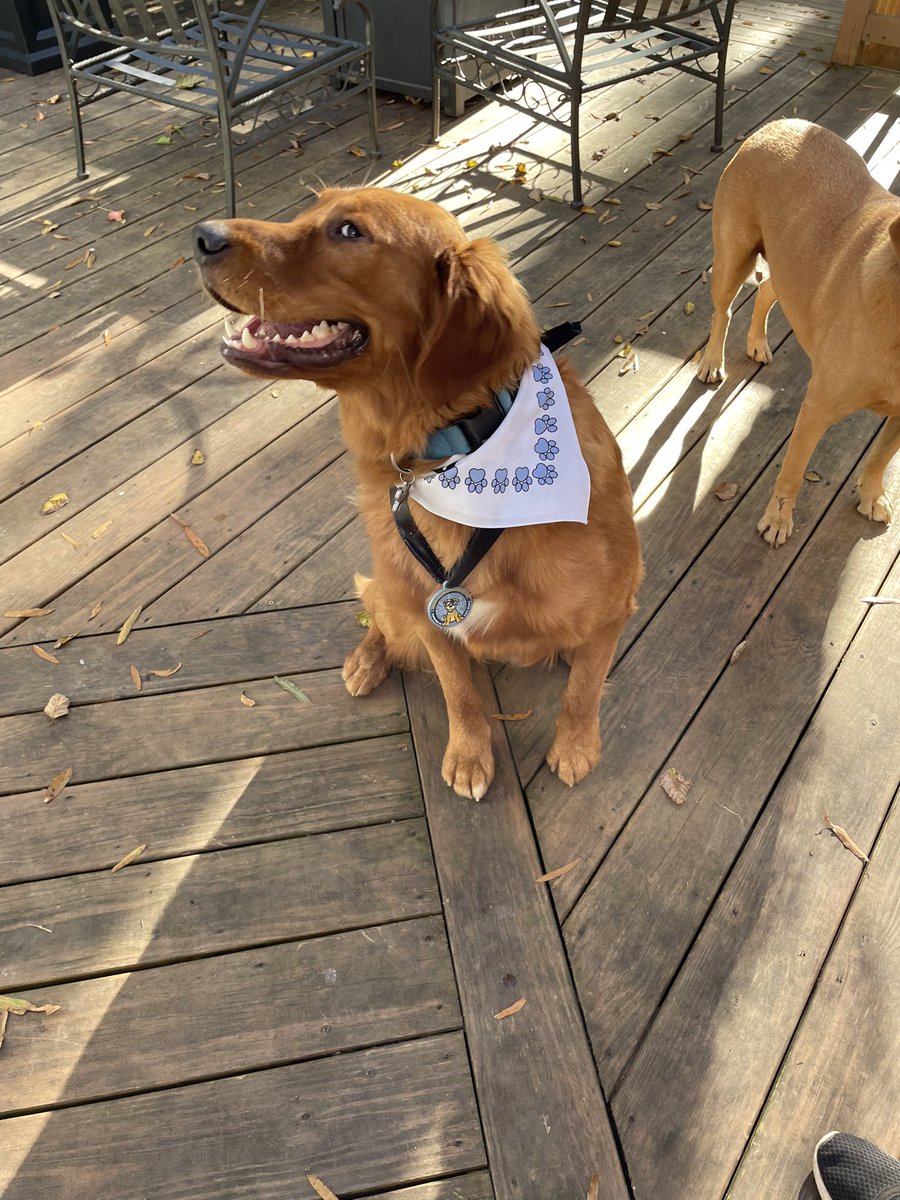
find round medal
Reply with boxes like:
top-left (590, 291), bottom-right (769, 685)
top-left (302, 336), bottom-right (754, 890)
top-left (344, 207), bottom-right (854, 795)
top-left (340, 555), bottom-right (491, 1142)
top-left (426, 585), bottom-right (473, 629)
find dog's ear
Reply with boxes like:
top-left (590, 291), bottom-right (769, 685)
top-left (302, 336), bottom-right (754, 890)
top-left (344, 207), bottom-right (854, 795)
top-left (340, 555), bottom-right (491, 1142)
top-left (890, 214), bottom-right (900, 261)
top-left (416, 238), bottom-right (540, 398)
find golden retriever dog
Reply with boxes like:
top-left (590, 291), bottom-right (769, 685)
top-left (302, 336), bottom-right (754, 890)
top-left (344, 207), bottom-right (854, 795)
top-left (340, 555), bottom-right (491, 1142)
top-left (193, 188), bottom-right (641, 800)
top-left (697, 119), bottom-right (900, 545)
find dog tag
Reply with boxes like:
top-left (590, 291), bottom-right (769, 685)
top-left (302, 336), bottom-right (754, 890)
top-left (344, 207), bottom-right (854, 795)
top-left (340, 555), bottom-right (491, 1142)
top-left (426, 585), bottom-right (473, 629)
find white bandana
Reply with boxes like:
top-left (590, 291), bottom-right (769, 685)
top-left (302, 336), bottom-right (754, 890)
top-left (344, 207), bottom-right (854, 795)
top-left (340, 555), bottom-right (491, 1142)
top-left (409, 345), bottom-right (590, 528)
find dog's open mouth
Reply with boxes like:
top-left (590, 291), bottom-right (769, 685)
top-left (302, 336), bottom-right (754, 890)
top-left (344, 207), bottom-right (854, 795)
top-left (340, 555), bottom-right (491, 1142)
top-left (220, 314), bottom-right (368, 369)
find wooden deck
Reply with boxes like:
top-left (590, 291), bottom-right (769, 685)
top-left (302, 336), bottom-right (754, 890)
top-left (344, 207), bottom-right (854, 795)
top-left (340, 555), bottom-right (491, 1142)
top-left (1, 2), bottom-right (899, 1198)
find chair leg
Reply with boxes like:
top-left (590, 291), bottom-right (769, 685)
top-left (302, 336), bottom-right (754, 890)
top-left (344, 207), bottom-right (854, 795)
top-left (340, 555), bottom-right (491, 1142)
top-left (432, 70), bottom-right (442, 143)
top-left (569, 97), bottom-right (583, 208)
top-left (64, 76), bottom-right (88, 181)
top-left (222, 126), bottom-right (236, 219)
top-left (710, 49), bottom-right (727, 152)
top-left (366, 51), bottom-right (380, 156)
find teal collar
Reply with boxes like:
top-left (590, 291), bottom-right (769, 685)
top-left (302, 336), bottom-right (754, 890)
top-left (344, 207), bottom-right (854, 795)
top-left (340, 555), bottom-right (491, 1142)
top-left (422, 387), bottom-right (514, 461)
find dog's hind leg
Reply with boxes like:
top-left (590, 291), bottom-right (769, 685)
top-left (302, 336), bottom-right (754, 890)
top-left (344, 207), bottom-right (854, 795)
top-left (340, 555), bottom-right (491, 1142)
top-left (746, 274), bottom-right (777, 365)
top-left (697, 215), bottom-right (762, 385)
top-left (858, 415), bottom-right (900, 525)
top-left (547, 613), bottom-right (627, 787)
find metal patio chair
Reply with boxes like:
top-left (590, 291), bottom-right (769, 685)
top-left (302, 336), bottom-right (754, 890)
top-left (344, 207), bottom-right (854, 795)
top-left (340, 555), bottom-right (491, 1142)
top-left (45, 0), bottom-right (380, 216)
top-left (432, 0), bottom-right (737, 206)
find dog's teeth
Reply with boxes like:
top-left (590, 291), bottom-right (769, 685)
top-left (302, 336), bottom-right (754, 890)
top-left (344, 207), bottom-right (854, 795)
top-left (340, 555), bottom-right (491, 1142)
top-left (284, 333), bottom-right (299, 345)
top-left (241, 326), bottom-right (260, 350)
top-left (336, 321), bottom-right (348, 332)
top-left (299, 330), bottom-right (315, 344)
top-left (272, 333), bottom-right (282, 343)
top-left (223, 315), bottom-right (238, 339)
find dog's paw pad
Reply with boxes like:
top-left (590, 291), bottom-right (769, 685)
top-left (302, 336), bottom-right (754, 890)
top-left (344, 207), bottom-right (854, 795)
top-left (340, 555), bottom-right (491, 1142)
top-left (546, 735), bottom-right (600, 787)
top-left (442, 747), bottom-right (494, 801)
top-left (858, 492), bottom-right (893, 525)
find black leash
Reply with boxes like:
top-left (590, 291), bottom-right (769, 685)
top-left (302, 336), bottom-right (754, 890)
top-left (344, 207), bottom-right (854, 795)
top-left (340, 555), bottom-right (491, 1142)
top-left (391, 322), bottom-right (582, 630)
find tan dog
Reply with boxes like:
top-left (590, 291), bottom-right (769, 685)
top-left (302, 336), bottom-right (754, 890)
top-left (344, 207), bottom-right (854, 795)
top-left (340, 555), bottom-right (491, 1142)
top-left (697, 119), bottom-right (900, 545)
top-left (192, 188), bottom-right (641, 800)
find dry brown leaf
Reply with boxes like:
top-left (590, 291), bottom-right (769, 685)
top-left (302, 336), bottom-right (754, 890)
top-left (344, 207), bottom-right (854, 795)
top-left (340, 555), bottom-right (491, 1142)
top-left (191, 449), bottom-right (205, 465)
top-left (4, 608), bottom-right (52, 618)
top-left (54, 632), bottom-right (79, 649)
top-left (713, 481), bottom-right (739, 501)
top-left (130, 664), bottom-right (142, 691)
top-left (102, 329), bottom-right (111, 348)
top-left (587, 1175), bottom-right (600, 1200)
top-left (804, 470), bottom-right (822, 482)
top-left (44, 694), bottom-right (70, 720)
top-left (143, 225), bottom-right (157, 238)
top-left (33, 645), bottom-right (60, 664)
top-left (660, 766), bottom-right (692, 805)
top-left (824, 815), bottom-right (869, 863)
top-left (730, 640), bottom-right (747, 664)
top-left (170, 513), bottom-right (210, 558)
top-left (606, 239), bottom-right (622, 248)
top-left (602, 197), bottom-right (621, 205)
top-left (0, 994), bottom-right (61, 1016)
top-left (307, 1175), bottom-right (339, 1200)
top-left (697, 200), bottom-right (714, 211)
top-left (0, 1007), bottom-right (7, 1051)
top-left (492, 710), bottom-right (532, 722)
top-left (348, 146), bottom-right (366, 157)
top-left (645, 201), bottom-right (662, 210)
top-left (170, 255), bottom-right (186, 269)
top-left (111, 844), bottom-right (147, 873)
top-left (665, 214), bottom-right (678, 226)
top-left (89, 601), bottom-right (103, 620)
top-left (84, 247), bottom-right (96, 268)
top-left (92, 519), bottom-right (112, 539)
top-left (240, 691), bottom-right (256, 707)
top-left (117, 604), bottom-right (142, 645)
top-left (494, 997), bottom-right (526, 1020)
top-left (147, 663), bottom-right (182, 678)
top-left (759, 65), bottom-right (774, 74)
top-left (535, 857), bottom-right (581, 883)
top-left (40, 492), bottom-right (69, 515)
top-left (61, 533), bottom-right (80, 550)
top-left (43, 766), bottom-right (73, 803)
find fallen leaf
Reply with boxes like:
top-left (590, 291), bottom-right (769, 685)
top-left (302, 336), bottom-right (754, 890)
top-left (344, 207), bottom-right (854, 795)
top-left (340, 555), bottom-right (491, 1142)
top-left (677, 133), bottom-right (693, 142)
top-left (348, 146), bottom-right (366, 157)
top-left (240, 691), bottom-right (256, 707)
top-left (492, 710), bottom-right (533, 721)
top-left (759, 65), bottom-right (774, 74)
top-left (307, 1175), bottom-right (339, 1200)
top-left (4, 608), bottom-right (52, 618)
top-left (33, 645), bottom-right (60, 664)
top-left (169, 513), bottom-right (210, 558)
top-left (54, 632), bottom-right (79, 648)
top-left (191, 449), bottom-right (205, 465)
top-left (0, 994), bottom-right (61, 1016)
top-left (44, 694), bottom-right (70, 720)
top-left (860, 595), bottom-right (900, 605)
top-left (143, 225), bottom-right (157, 237)
top-left (535, 857), bottom-right (581, 883)
top-left (175, 73), bottom-right (205, 89)
top-left (61, 533), bottom-right (80, 550)
top-left (147, 663), bottom-right (182, 677)
top-left (84, 247), bottom-right (95, 268)
top-left (547, 302), bottom-right (570, 308)
top-left (713, 480), bottom-right (738, 501)
top-left (684, 300), bottom-right (696, 315)
top-left (107, 209), bottom-right (125, 222)
top-left (602, 197), bottom-right (621, 205)
top-left (355, 610), bottom-right (372, 627)
top-left (494, 997), bottom-right (526, 1020)
top-left (170, 255), bottom-right (186, 269)
top-left (660, 766), bottom-right (692, 805)
top-left (645, 201), bottom-right (662, 210)
top-left (155, 134), bottom-right (171, 144)
top-left (730, 640), bottom-right (747, 664)
top-left (697, 200), bottom-right (714, 211)
top-left (40, 492), bottom-right (69, 515)
top-left (606, 239), bottom-right (622, 248)
top-left (0, 1008), bottom-right (6, 1050)
top-left (43, 766), bottom-right (73, 803)
top-left (92, 519), bottom-right (112, 539)
top-left (804, 470), bottom-right (822, 482)
top-left (88, 601), bottom-right (103, 620)
top-left (102, 329), bottom-right (111, 348)
top-left (665, 214), bottom-right (678, 226)
top-left (117, 604), bottom-right (143, 645)
top-left (823, 815), bottom-right (869, 863)
top-left (587, 1175), bottom-right (600, 1200)
top-left (274, 676), bottom-right (311, 704)
top-left (111, 844), bottom-right (147, 873)
top-left (130, 664), bottom-right (142, 691)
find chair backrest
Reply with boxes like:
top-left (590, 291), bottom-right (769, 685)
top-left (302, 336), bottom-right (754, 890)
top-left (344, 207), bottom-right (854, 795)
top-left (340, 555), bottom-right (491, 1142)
top-left (49, 0), bottom-right (203, 48)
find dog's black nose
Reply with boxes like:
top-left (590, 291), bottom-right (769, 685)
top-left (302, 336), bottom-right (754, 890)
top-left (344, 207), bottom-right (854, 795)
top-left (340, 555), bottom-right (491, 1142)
top-left (193, 222), bottom-right (231, 262)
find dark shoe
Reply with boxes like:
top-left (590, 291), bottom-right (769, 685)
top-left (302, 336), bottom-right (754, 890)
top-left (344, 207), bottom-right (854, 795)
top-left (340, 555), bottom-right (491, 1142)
top-left (814, 1132), bottom-right (900, 1200)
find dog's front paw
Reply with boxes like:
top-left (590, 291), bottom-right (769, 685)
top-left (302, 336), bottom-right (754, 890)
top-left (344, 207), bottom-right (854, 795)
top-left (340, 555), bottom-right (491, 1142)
top-left (746, 333), bottom-right (772, 364)
top-left (857, 489), bottom-right (893, 525)
top-left (546, 729), bottom-right (601, 787)
top-left (696, 352), bottom-right (725, 385)
top-left (442, 742), bottom-right (494, 801)
top-left (757, 496), bottom-right (794, 546)
top-left (342, 637), bottom-right (391, 697)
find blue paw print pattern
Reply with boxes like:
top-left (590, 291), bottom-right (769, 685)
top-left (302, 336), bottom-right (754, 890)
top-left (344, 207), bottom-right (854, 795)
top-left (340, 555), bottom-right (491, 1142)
top-left (492, 468), bottom-right (509, 494)
top-left (534, 437), bottom-right (558, 461)
top-left (465, 468), bottom-right (487, 494)
top-left (534, 415), bottom-right (557, 435)
top-left (532, 362), bottom-right (552, 384)
top-left (536, 388), bottom-right (555, 410)
top-left (533, 462), bottom-right (558, 486)
top-left (439, 465), bottom-right (460, 489)
top-left (513, 466), bottom-right (531, 493)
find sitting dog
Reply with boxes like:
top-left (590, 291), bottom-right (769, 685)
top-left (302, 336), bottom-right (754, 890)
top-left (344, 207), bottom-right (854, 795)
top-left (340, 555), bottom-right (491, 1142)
top-left (193, 188), bottom-right (641, 799)
top-left (697, 119), bottom-right (900, 545)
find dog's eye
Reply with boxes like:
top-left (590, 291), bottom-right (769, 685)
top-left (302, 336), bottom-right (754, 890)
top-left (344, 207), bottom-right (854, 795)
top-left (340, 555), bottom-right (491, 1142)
top-left (336, 220), bottom-right (364, 241)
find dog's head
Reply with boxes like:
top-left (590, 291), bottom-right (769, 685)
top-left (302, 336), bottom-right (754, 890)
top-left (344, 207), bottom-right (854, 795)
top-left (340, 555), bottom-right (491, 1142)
top-left (192, 187), bottom-right (539, 407)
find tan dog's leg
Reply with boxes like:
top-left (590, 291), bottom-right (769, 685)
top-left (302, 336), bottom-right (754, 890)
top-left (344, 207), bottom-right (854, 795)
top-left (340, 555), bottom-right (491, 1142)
top-left (419, 627), bottom-right (494, 801)
top-left (858, 416), bottom-right (900, 525)
top-left (547, 615), bottom-right (626, 787)
top-left (746, 276), bottom-right (777, 365)
top-left (758, 383), bottom-right (835, 546)
top-left (343, 622), bottom-right (393, 696)
top-left (697, 248), bottom-right (759, 385)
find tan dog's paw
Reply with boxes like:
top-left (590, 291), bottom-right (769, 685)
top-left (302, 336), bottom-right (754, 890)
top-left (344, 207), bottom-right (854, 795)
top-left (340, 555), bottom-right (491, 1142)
top-left (342, 638), bottom-right (391, 697)
top-left (757, 496), bottom-right (795, 546)
top-left (546, 730), bottom-right (601, 787)
top-left (746, 334), bottom-right (772, 364)
top-left (442, 742), bottom-right (494, 801)
top-left (857, 489), bottom-right (893, 525)
top-left (696, 352), bottom-right (725, 385)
